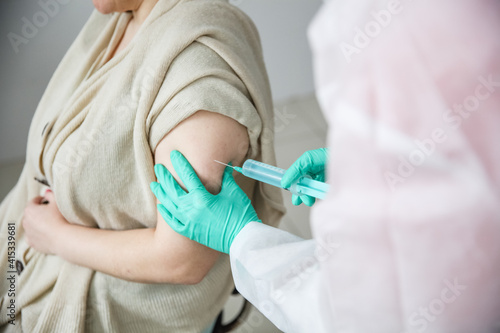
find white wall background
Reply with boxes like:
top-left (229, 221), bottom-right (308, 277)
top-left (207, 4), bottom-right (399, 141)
top-left (0, 0), bottom-right (322, 165)
top-left (0, 0), bottom-right (96, 165)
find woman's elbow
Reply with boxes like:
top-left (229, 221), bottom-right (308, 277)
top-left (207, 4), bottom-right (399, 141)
top-left (181, 268), bottom-right (209, 285)
top-left (160, 262), bottom-right (211, 285)
top-left (155, 253), bottom-right (213, 285)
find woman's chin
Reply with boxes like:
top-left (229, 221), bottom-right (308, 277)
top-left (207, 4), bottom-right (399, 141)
top-left (92, 0), bottom-right (116, 14)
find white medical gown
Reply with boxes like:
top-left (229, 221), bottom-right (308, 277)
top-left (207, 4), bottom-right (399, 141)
top-left (230, 0), bottom-right (500, 332)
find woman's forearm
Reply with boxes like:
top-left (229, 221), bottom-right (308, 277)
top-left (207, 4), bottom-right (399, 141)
top-left (50, 111), bottom-right (248, 284)
top-left (54, 223), bottom-right (209, 284)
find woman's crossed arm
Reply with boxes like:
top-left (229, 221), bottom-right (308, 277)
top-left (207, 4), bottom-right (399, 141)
top-left (22, 110), bottom-right (249, 284)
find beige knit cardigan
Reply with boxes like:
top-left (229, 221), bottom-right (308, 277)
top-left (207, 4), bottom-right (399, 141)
top-left (0, 0), bottom-right (284, 331)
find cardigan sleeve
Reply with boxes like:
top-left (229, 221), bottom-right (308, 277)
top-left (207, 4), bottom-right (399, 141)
top-left (148, 41), bottom-right (263, 157)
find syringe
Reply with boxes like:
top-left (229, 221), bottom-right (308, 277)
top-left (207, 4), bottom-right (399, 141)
top-left (214, 159), bottom-right (330, 200)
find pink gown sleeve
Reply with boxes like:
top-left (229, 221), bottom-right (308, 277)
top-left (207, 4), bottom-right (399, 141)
top-left (310, 0), bottom-right (500, 332)
top-left (230, 1), bottom-right (500, 332)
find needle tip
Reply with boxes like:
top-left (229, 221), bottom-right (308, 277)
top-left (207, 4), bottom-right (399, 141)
top-left (214, 160), bottom-right (232, 168)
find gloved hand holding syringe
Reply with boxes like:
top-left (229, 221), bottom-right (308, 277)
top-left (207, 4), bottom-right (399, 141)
top-left (150, 148), bottom-right (329, 253)
top-left (214, 158), bottom-right (329, 200)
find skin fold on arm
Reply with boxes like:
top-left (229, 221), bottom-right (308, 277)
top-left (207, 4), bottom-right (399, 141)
top-left (22, 110), bottom-right (249, 284)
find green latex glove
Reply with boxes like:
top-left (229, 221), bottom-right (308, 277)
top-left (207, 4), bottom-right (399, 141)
top-left (150, 150), bottom-right (261, 254)
top-left (281, 148), bottom-right (329, 207)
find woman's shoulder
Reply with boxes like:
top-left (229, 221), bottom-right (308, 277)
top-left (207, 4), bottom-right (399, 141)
top-left (153, 0), bottom-right (259, 40)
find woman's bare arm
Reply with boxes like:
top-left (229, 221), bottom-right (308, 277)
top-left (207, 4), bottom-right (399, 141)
top-left (30, 111), bottom-right (249, 284)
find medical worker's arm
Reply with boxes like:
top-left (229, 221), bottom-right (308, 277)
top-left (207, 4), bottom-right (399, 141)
top-left (23, 110), bottom-right (249, 284)
top-left (151, 151), bottom-right (333, 332)
top-left (229, 222), bottom-right (334, 333)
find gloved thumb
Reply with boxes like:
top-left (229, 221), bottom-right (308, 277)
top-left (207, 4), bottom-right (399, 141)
top-left (158, 204), bottom-right (185, 234)
top-left (221, 165), bottom-right (237, 189)
top-left (281, 164), bottom-right (302, 189)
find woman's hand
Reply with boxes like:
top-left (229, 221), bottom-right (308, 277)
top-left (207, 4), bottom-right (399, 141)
top-left (22, 190), bottom-right (69, 255)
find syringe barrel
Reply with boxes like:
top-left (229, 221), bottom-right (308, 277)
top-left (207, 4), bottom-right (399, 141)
top-left (241, 160), bottom-right (285, 189)
top-left (240, 159), bottom-right (330, 200)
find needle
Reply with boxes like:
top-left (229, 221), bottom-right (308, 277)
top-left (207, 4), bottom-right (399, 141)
top-left (214, 160), bottom-right (243, 173)
top-left (214, 160), bottom-right (234, 168)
